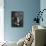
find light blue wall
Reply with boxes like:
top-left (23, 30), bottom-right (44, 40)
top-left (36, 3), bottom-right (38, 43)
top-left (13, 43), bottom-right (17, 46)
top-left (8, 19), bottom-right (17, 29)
top-left (4, 0), bottom-right (40, 42)
top-left (40, 0), bottom-right (46, 27)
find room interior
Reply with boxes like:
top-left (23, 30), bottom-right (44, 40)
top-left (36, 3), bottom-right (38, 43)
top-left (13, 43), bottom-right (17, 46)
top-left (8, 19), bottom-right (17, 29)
top-left (0, 0), bottom-right (46, 46)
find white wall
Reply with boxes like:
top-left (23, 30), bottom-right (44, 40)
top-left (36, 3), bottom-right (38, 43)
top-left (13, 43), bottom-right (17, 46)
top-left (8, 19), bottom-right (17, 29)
top-left (0, 0), bottom-right (4, 42)
top-left (40, 0), bottom-right (46, 27)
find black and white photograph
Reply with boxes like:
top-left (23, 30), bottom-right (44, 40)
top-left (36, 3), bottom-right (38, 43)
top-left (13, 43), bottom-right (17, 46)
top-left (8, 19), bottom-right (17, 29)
top-left (11, 11), bottom-right (24, 27)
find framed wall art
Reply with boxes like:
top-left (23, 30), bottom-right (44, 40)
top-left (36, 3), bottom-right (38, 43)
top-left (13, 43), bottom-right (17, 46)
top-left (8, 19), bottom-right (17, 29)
top-left (11, 11), bottom-right (24, 27)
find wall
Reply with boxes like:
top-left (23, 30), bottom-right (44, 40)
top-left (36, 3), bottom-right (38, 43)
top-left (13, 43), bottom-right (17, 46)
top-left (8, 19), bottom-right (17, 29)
top-left (0, 8), bottom-right (4, 42)
top-left (40, 0), bottom-right (46, 27)
top-left (4, 0), bottom-right (40, 42)
top-left (0, 0), bottom-right (4, 42)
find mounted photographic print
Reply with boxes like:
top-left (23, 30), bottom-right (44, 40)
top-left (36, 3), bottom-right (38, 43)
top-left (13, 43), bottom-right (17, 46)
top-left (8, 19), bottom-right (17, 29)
top-left (11, 11), bottom-right (24, 27)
